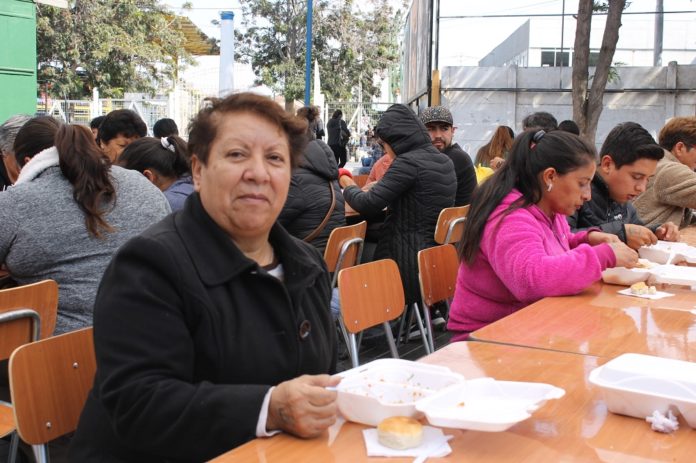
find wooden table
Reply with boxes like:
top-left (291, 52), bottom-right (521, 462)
top-left (679, 225), bottom-right (696, 247)
top-left (470, 282), bottom-right (696, 360)
top-left (210, 342), bottom-right (696, 462)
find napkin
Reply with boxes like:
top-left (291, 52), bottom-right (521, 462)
top-left (617, 288), bottom-right (674, 300)
top-left (362, 426), bottom-right (452, 460)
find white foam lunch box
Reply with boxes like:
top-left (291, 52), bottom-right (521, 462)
top-left (589, 353), bottom-right (696, 427)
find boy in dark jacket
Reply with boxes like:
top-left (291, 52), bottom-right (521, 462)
top-left (568, 122), bottom-right (679, 249)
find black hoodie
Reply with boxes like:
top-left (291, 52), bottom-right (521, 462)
top-left (343, 104), bottom-right (456, 304)
top-left (279, 139), bottom-right (346, 253)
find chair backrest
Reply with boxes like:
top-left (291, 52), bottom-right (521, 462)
top-left (434, 205), bottom-right (470, 244)
top-left (338, 259), bottom-right (405, 334)
top-left (9, 327), bottom-right (95, 445)
top-left (418, 244), bottom-right (459, 307)
top-left (353, 174), bottom-right (369, 188)
top-left (0, 280), bottom-right (58, 349)
top-left (324, 220), bottom-right (367, 274)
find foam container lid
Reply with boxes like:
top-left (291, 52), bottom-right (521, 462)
top-left (589, 353), bottom-right (696, 427)
top-left (639, 241), bottom-right (696, 265)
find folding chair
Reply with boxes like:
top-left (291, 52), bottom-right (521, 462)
top-left (434, 205), bottom-right (470, 245)
top-left (0, 280), bottom-right (58, 463)
top-left (9, 327), bottom-right (95, 463)
top-left (324, 221), bottom-right (367, 354)
top-left (418, 244), bottom-right (459, 352)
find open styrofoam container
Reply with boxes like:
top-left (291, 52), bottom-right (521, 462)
top-left (415, 377), bottom-right (565, 432)
top-left (639, 241), bottom-right (696, 265)
top-left (335, 359), bottom-right (565, 430)
top-left (589, 353), bottom-right (696, 427)
top-left (601, 266), bottom-right (652, 285)
top-left (602, 263), bottom-right (696, 288)
top-left (335, 359), bottom-right (464, 426)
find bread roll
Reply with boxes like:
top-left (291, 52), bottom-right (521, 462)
top-left (377, 416), bottom-right (423, 450)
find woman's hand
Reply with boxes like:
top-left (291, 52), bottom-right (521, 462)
top-left (609, 241), bottom-right (639, 268)
top-left (338, 168), bottom-right (355, 188)
top-left (267, 374), bottom-right (341, 438)
top-left (624, 224), bottom-right (658, 249)
top-left (655, 222), bottom-right (680, 242)
top-left (490, 156), bottom-right (505, 170)
top-left (587, 231), bottom-right (620, 246)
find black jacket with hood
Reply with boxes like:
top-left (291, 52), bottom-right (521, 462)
top-left (343, 104), bottom-right (456, 304)
top-left (279, 140), bottom-right (346, 253)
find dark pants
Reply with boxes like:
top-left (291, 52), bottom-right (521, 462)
top-left (330, 144), bottom-right (347, 168)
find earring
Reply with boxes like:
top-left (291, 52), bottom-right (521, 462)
top-left (547, 183), bottom-right (553, 192)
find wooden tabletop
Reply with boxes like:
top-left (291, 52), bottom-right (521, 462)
top-left (470, 282), bottom-right (696, 361)
top-left (210, 342), bottom-right (696, 462)
top-left (679, 225), bottom-right (696, 247)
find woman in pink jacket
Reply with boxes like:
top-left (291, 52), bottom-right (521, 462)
top-left (448, 130), bottom-right (638, 341)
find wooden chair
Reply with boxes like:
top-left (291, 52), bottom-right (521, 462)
top-left (418, 244), bottom-right (459, 352)
top-left (9, 327), bottom-right (95, 463)
top-left (324, 221), bottom-right (367, 356)
top-left (0, 280), bottom-right (58, 463)
top-left (434, 205), bottom-right (470, 245)
top-left (338, 259), bottom-right (405, 368)
top-left (353, 174), bottom-right (369, 188)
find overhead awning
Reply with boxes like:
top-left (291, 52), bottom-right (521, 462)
top-left (35, 0), bottom-right (68, 8)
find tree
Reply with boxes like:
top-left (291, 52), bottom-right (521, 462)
top-left (236, 0), bottom-right (403, 111)
top-left (571, 0), bottom-right (626, 144)
top-left (36, 0), bottom-right (190, 99)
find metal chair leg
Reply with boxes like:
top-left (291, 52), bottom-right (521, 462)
top-left (8, 431), bottom-right (18, 463)
top-left (383, 321), bottom-right (399, 359)
top-left (349, 333), bottom-right (360, 368)
top-left (422, 302), bottom-right (435, 353)
top-left (411, 303), bottom-right (432, 354)
top-left (32, 444), bottom-right (49, 463)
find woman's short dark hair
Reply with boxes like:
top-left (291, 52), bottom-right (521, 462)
top-left (14, 117), bottom-right (115, 238)
top-left (153, 118), bottom-right (179, 138)
top-left (599, 122), bottom-right (663, 169)
top-left (97, 109), bottom-right (147, 145)
top-left (119, 136), bottom-right (189, 179)
top-left (459, 130), bottom-right (596, 264)
top-left (296, 106), bottom-right (319, 122)
top-left (331, 109), bottom-right (342, 119)
top-left (188, 92), bottom-right (308, 168)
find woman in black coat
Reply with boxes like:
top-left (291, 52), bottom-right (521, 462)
top-left (326, 109), bottom-right (350, 167)
top-left (339, 104), bottom-right (456, 305)
top-left (70, 93), bottom-right (339, 462)
top-left (279, 139), bottom-right (345, 253)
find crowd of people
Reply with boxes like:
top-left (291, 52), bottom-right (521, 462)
top-left (2, 92), bottom-right (696, 461)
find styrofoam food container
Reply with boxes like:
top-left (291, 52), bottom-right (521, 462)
top-left (335, 359), bottom-right (464, 426)
top-left (415, 377), bottom-right (565, 432)
top-left (649, 264), bottom-right (696, 287)
top-left (639, 240), bottom-right (696, 265)
top-left (601, 266), bottom-right (651, 285)
top-left (589, 353), bottom-right (696, 427)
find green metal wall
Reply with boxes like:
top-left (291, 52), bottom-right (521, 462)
top-left (0, 0), bottom-right (36, 122)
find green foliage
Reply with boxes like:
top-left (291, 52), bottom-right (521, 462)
top-left (236, 0), bottom-right (403, 103)
top-left (37, 0), bottom-right (190, 99)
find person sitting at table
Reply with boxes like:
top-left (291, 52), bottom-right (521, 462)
top-left (278, 108), bottom-right (345, 253)
top-left (69, 93), bottom-right (339, 462)
top-left (96, 109), bottom-right (148, 162)
top-left (118, 136), bottom-right (194, 212)
top-left (634, 116), bottom-right (696, 229)
top-left (569, 122), bottom-right (680, 249)
top-left (339, 104), bottom-right (456, 314)
top-left (448, 130), bottom-right (638, 341)
top-left (0, 117), bottom-right (170, 334)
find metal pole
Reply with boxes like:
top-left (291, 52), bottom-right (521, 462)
top-left (559, 0), bottom-right (565, 88)
top-left (654, 0), bottom-right (664, 66)
top-left (304, 0), bottom-right (313, 106)
top-left (219, 11), bottom-right (235, 97)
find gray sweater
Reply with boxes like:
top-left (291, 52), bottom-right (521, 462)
top-left (0, 165), bottom-right (171, 334)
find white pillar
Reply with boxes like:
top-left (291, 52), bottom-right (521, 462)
top-left (219, 11), bottom-right (235, 97)
top-left (91, 87), bottom-right (100, 118)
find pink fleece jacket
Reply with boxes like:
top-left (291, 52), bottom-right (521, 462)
top-left (447, 189), bottom-right (616, 341)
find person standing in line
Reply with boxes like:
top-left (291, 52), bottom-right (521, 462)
top-left (327, 109), bottom-right (350, 168)
top-left (420, 106), bottom-right (476, 206)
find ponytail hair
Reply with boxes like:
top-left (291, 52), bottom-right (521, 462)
top-left (459, 129), bottom-right (596, 264)
top-left (54, 124), bottom-right (116, 238)
top-left (118, 136), bottom-right (190, 180)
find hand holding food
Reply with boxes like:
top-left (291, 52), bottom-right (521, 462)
top-left (624, 224), bottom-right (658, 250)
top-left (655, 222), bottom-right (680, 242)
top-left (609, 241), bottom-right (639, 268)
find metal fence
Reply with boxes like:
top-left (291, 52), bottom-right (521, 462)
top-left (324, 101), bottom-right (394, 138)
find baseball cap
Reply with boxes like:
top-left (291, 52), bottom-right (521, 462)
top-left (419, 106), bottom-right (453, 126)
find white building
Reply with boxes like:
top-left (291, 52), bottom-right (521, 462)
top-left (479, 14), bottom-right (696, 68)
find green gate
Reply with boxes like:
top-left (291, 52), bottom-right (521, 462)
top-left (0, 0), bottom-right (36, 122)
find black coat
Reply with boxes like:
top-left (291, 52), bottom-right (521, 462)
top-left (69, 193), bottom-right (336, 463)
top-left (278, 140), bottom-right (346, 253)
top-left (568, 173), bottom-right (658, 242)
top-left (326, 117), bottom-right (349, 146)
top-left (343, 105), bottom-right (456, 304)
top-left (443, 143), bottom-right (476, 206)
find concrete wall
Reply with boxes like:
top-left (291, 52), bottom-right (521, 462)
top-left (439, 63), bottom-right (696, 157)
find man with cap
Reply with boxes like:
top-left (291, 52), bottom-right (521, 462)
top-left (420, 106), bottom-right (476, 206)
